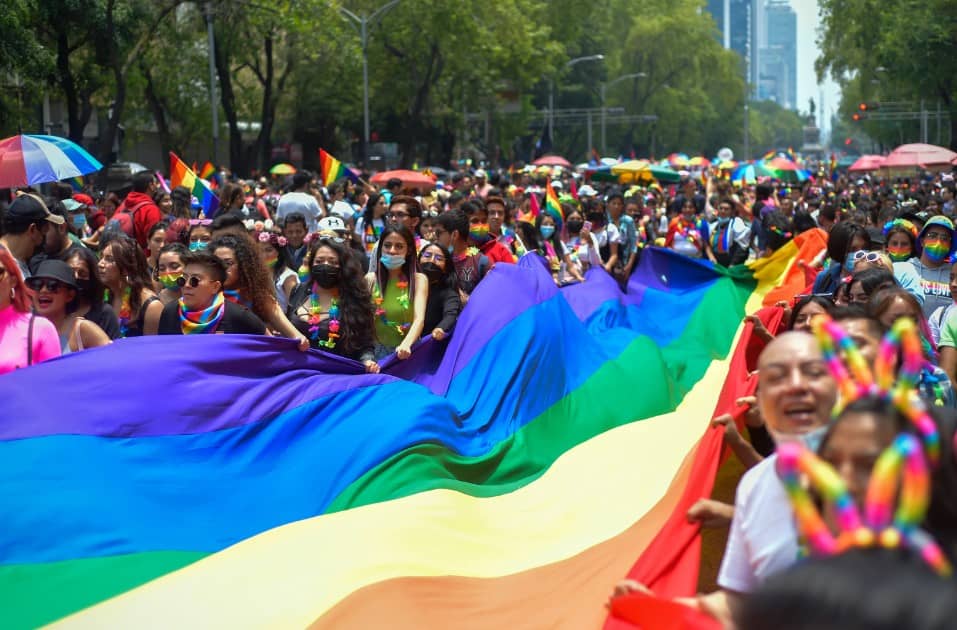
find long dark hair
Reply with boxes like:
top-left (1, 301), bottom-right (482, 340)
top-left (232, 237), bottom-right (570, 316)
top-left (787, 295), bottom-right (834, 330)
top-left (361, 192), bottom-right (383, 230)
top-left (418, 242), bottom-right (458, 291)
top-left (534, 213), bottom-right (564, 256)
top-left (209, 234), bottom-right (276, 321)
top-left (103, 236), bottom-right (153, 315)
top-left (65, 246), bottom-right (107, 306)
top-left (374, 223), bottom-right (419, 300)
top-left (302, 237), bottom-right (376, 356)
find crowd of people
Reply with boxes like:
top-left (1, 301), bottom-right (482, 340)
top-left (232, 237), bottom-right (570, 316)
top-left (1, 160), bottom-right (957, 627)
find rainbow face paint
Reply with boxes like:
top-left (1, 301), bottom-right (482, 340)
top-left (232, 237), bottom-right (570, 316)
top-left (886, 245), bottom-right (912, 262)
top-left (158, 272), bottom-right (183, 290)
top-left (922, 238), bottom-right (950, 263)
top-left (263, 254), bottom-right (279, 269)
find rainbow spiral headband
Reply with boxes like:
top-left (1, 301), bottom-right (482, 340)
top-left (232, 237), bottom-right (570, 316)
top-left (882, 218), bottom-right (918, 240)
top-left (811, 314), bottom-right (940, 464)
top-left (776, 434), bottom-right (951, 576)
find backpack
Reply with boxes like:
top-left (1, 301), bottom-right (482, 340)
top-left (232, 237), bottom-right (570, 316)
top-left (113, 201), bottom-right (152, 242)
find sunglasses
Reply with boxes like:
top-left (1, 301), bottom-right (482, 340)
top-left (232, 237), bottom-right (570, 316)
top-left (176, 275), bottom-right (206, 288)
top-left (848, 250), bottom-right (883, 264)
top-left (189, 219), bottom-right (213, 226)
top-left (27, 278), bottom-right (68, 292)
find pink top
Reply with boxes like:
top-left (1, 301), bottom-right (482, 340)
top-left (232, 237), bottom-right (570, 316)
top-left (0, 305), bottom-right (61, 375)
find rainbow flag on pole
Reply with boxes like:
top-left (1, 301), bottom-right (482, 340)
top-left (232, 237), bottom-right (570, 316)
top-left (0, 231), bottom-right (826, 629)
top-left (544, 179), bottom-right (564, 226)
top-left (199, 161), bottom-right (215, 180)
top-left (169, 152), bottom-right (219, 218)
top-left (319, 148), bottom-right (358, 187)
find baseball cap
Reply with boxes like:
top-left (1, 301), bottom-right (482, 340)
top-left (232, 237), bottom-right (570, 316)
top-left (317, 215), bottom-right (347, 234)
top-left (474, 169), bottom-right (487, 179)
top-left (7, 194), bottom-right (65, 225)
top-left (72, 193), bottom-right (94, 207)
top-left (329, 200), bottom-right (355, 221)
top-left (62, 199), bottom-right (83, 212)
top-left (578, 184), bottom-right (598, 197)
top-left (30, 259), bottom-right (78, 289)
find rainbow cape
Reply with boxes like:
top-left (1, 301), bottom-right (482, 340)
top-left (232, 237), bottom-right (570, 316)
top-left (319, 148), bottom-right (358, 188)
top-left (0, 232), bottom-right (826, 629)
top-left (169, 152), bottom-right (219, 217)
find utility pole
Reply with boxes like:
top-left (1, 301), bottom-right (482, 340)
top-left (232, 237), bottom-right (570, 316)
top-left (600, 72), bottom-right (645, 155)
top-left (339, 0), bottom-right (402, 165)
top-left (204, 2), bottom-right (219, 165)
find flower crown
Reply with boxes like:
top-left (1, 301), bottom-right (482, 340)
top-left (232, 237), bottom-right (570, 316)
top-left (256, 230), bottom-right (287, 247)
top-left (243, 218), bottom-right (275, 232)
top-left (882, 218), bottom-right (918, 240)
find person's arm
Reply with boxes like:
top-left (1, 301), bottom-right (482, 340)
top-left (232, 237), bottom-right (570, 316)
top-left (941, 346), bottom-right (957, 386)
top-left (712, 413), bottom-right (764, 469)
top-left (433, 287), bottom-right (461, 340)
top-left (78, 319), bottom-right (111, 349)
top-left (564, 251), bottom-right (585, 282)
top-left (31, 317), bottom-right (61, 363)
top-left (686, 498), bottom-right (735, 529)
top-left (282, 273), bottom-right (298, 302)
top-left (603, 240), bottom-right (619, 273)
top-left (142, 297), bottom-right (164, 336)
top-left (267, 299), bottom-right (309, 350)
top-left (396, 273), bottom-right (428, 359)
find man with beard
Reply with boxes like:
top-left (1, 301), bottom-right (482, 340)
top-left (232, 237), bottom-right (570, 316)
top-left (0, 194), bottom-right (65, 279)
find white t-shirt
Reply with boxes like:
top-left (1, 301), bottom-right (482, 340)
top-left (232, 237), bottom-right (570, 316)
top-left (560, 233), bottom-right (602, 283)
top-left (594, 222), bottom-right (621, 248)
top-left (717, 454), bottom-right (798, 593)
top-left (276, 192), bottom-right (322, 232)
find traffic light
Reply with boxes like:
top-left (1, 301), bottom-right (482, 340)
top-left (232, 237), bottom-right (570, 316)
top-left (852, 112), bottom-right (864, 122)
top-left (844, 138), bottom-right (853, 146)
top-left (858, 102), bottom-right (880, 112)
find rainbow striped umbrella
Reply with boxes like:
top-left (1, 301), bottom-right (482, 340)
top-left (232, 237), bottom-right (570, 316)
top-left (0, 134), bottom-right (103, 188)
top-left (687, 156), bottom-right (710, 169)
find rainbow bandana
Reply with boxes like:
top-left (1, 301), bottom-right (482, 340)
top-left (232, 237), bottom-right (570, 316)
top-left (178, 292), bottom-right (226, 334)
top-left (158, 272), bottom-right (182, 290)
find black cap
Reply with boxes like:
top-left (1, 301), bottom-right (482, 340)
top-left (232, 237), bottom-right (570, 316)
top-left (7, 195), bottom-right (65, 226)
top-left (31, 259), bottom-right (78, 289)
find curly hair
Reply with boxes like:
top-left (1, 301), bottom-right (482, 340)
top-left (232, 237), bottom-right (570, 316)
top-left (102, 236), bottom-right (153, 315)
top-left (209, 234), bottom-right (276, 322)
top-left (301, 238), bottom-right (376, 357)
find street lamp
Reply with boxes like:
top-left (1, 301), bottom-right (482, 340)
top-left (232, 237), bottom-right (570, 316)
top-left (548, 54), bottom-right (604, 144)
top-left (339, 0), bottom-right (402, 165)
top-left (600, 72), bottom-right (646, 155)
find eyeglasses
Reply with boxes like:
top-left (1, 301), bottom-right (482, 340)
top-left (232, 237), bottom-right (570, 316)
top-left (387, 211), bottom-right (410, 220)
top-left (176, 275), bottom-right (205, 288)
top-left (925, 231), bottom-right (952, 241)
top-left (848, 250), bottom-right (883, 264)
top-left (421, 251), bottom-right (446, 263)
top-left (27, 278), bottom-right (67, 292)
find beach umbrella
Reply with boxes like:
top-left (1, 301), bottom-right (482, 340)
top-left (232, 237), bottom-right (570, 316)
top-left (848, 155), bottom-right (885, 172)
top-left (730, 162), bottom-right (776, 184)
top-left (687, 156), bottom-right (710, 169)
top-left (370, 169), bottom-right (436, 190)
top-left (0, 134), bottom-right (103, 188)
top-left (269, 163), bottom-right (297, 175)
top-left (665, 152), bottom-right (690, 168)
top-left (883, 143), bottom-right (957, 170)
top-left (532, 154), bottom-right (573, 168)
top-left (611, 160), bottom-right (681, 184)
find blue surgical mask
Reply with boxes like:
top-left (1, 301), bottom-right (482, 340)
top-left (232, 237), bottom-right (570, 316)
top-left (769, 424), bottom-right (830, 452)
top-left (380, 253), bottom-right (405, 270)
top-left (72, 213), bottom-right (87, 229)
top-left (540, 225), bottom-right (555, 239)
top-left (189, 241), bottom-right (209, 252)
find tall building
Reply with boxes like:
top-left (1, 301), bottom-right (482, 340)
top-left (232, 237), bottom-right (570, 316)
top-left (705, 0), bottom-right (760, 87)
top-left (757, 0), bottom-right (797, 109)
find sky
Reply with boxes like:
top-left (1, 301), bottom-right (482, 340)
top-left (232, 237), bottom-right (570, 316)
top-left (790, 0), bottom-right (841, 138)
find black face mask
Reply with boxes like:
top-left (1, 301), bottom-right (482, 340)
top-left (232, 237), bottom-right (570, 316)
top-left (566, 220), bottom-right (583, 234)
top-left (421, 262), bottom-right (443, 283)
top-left (75, 279), bottom-right (92, 296)
top-left (311, 264), bottom-right (340, 289)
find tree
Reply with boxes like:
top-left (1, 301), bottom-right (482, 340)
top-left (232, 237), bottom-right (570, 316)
top-left (0, 0), bottom-right (53, 135)
top-left (817, 0), bottom-right (957, 149)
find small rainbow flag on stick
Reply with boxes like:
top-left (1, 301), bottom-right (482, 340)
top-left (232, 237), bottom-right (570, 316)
top-left (170, 152), bottom-right (220, 218)
top-left (544, 180), bottom-right (564, 226)
top-left (199, 162), bottom-right (216, 180)
top-left (319, 149), bottom-right (358, 188)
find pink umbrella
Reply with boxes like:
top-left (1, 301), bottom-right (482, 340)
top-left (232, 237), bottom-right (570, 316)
top-left (532, 154), bottom-right (572, 168)
top-left (883, 143), bottom-right (957, 170)
top-left (848, 155), bottom-right (886, 172)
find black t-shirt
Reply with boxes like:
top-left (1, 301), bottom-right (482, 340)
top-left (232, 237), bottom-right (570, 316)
top-left (157, 298), bottom-right (266, 335)
top-left (287, 283), bottom-right (375, 360)
top-left (86, 302), bottom-right (121, 340)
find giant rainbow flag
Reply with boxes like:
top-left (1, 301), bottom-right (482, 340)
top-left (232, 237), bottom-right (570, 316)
top-left (0, 231), bottom-right (826, 629)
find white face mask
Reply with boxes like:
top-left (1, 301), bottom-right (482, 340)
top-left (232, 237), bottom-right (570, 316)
top-left (768, 424), bottom-right (830, 453)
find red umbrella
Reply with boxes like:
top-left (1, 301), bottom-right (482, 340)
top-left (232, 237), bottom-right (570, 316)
top-left (766, 156), bottom-right (800, 171)
top-left (883, 143), bottom-right (957, 170)
top-left (369, 169), bottom-right (436, 190)
top-left (532, 154), bottom-right (572, 168)
top-left (848, 155), bottom-right (885, 172)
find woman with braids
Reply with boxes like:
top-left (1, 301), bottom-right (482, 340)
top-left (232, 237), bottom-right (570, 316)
top-left (287, 237), bottom-right (379, 372)
top-left (97, 236), bottom-right (163, 337)
top-left (209, 234), bottom-right (308, 349)
top-left (364, 224), bottom-right (428, 360)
